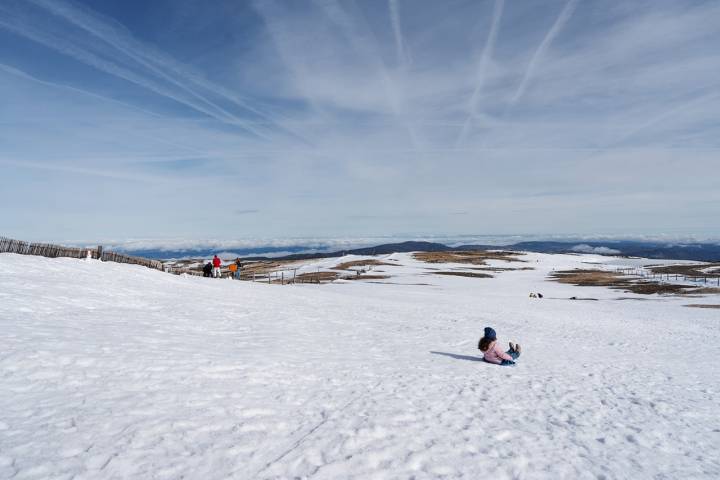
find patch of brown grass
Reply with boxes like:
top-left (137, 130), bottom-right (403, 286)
top-left (333, 259), bottom-right (399, 270)
top-left (649, 263), bottom-right (720, 278)
top-left (347, 274), bottom-right (391, 280)
top-left (432, 271), bottom-right (493, 278)
top-left (466, 266), bottom-right (535, 272)
top-left (295, 271), bottom-right (339, 283)
top-left (550, 269), bottom-right (692, 295)
top-left (414, 250), bottom-right (524, 265)
top-left (685, 304), bottom-right (720, 309)
top-left (685, 287), bottom-right (720, 295)
top-left (624, 283), bottom-right (688, 295)
top-left (551, 269), bottom-right (629, 287)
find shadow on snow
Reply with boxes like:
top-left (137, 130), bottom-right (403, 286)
top-left (430, 351), bottom-right (484, 362)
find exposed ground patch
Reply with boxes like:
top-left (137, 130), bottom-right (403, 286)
top-left (431, 271), bottom-right (493, 279)
top-left (464, 266), bottom-right (534, 272)
top-left (414, 250), bottom-right (525, 265)
top-left (685, 304), bottom-right (720, 309)
top-left (551, 269), bottom-right (629, 287)
top-left (626, 283), bottom-right (689, 295)
top-left (550, 269), bottom-right (691, 295)
top-left (346, 275), bottom-right (391, 281)
top-left (648, 263), bottom-right (720, 278)
top-left (295, 271), bottom-right (339, 283)
top-left (689, 287), bottom-right (720, 295)
top-left (333, 259), bottom-right (399, 270)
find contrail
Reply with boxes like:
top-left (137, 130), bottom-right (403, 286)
top-left (26, 0), bottom-right (281, 125)
top-left (388, 0), bottom-right (409, 66)
top-left (0, 13), bottom-right (272, 140)
top-left (613, 91), bottom-right (720, 146)
top-left (0, 62), bottom-right (164, 119)
top-left (314, 0), bottom-right (421, 149)
top-left (507, 0), bottom-right (577, 108)
top-left (455, 0), bottom-right (505, 147)
top-left (562, 90), bottom-right (720, 167)
top-left (0, 62), bottom-right (212, 156)
top-left (0, 158), bottom-right (176, 184)
top-left (252, 0), bottom-right (329, 119)
top-left (1, 0), bottom-right (307, 142)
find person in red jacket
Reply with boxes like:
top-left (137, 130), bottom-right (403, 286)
top-left (212, 255), bottom-right (222, 278)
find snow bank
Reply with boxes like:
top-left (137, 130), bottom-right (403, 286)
top-left (1, 252), bottom-right (718, 478)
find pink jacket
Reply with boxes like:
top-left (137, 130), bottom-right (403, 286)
top-left (483, 340), bottom-right (513, 364)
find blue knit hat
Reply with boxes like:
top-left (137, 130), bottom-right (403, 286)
top-left (484, 327), bottom-right (497, 339)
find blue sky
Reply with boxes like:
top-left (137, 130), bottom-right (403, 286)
top-left (1, 0), bottom-right (718, 244)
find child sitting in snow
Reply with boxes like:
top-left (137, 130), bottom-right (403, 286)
top-left (478, 327), bottom-right (521, 366)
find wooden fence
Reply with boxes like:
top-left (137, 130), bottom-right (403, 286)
top-left (0, 236), bottom-right (165, 272)
top-left (0, 236), bottom-right (91, 259)
top-left (615, 267), bottom-right (720, 286)
top-left (100, 251), bottom-right (165, 271)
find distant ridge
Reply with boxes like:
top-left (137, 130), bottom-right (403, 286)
top-left (240, 241), bottom-right (453, 261)
top-left (129, 239), bottom-right (720, 262)
top-left (459, 241), bottom-right (720, 262)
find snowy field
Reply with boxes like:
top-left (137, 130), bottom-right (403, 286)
top-left (1, 252), bottom-right (719, 479)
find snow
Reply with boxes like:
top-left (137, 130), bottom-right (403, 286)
top-left (1, 252), bottom-right (719, 479)
top-left (700, 266), bottom-right (720, 274)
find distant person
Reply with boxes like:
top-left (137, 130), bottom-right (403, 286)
top-left (234, 258), bottom-right (242, 280)
top-left (212, 255), bottom-right (222, 278)
top-left (478, 327), bottom-right (521, 366)
top-left (202, 262), bottom-right (213, 278)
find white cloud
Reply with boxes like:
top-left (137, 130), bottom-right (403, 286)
top-left (570, 244), bottom-right (621, 255)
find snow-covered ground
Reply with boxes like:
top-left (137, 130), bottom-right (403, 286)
top-left (1, 252), bottom-right (718, 479)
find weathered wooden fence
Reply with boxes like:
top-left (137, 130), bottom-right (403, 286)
top-left (100, 251), bottom-right (164, 271)
top-left (0, 236), bottom-right (91, 259)
top-left (615, 267), bottom-right (720, 286)
top-left (0, 236), bottom-right (165, 272)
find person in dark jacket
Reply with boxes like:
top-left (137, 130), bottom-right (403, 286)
top-left (202, 262), bottom-right (213, 278)
top-left (234, 258), bottom-right (242, 280)
top-left (478, 327), bottom-right (521, 366)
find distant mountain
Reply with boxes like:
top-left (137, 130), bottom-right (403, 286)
top-left (456, 241), bottom-right (720, 262)
top-left (119, 245), bottom-right (315, 260)
top-left (345, 241), bottom-right (453, 255)
top-left (126, 241), bottom-right (453, 261)
top-left (259, 240), bottom-right (720, 263)
top-left (240, 241), bottom-right (453, 262)
top-left (126, 239), bottom-right (720, 263)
